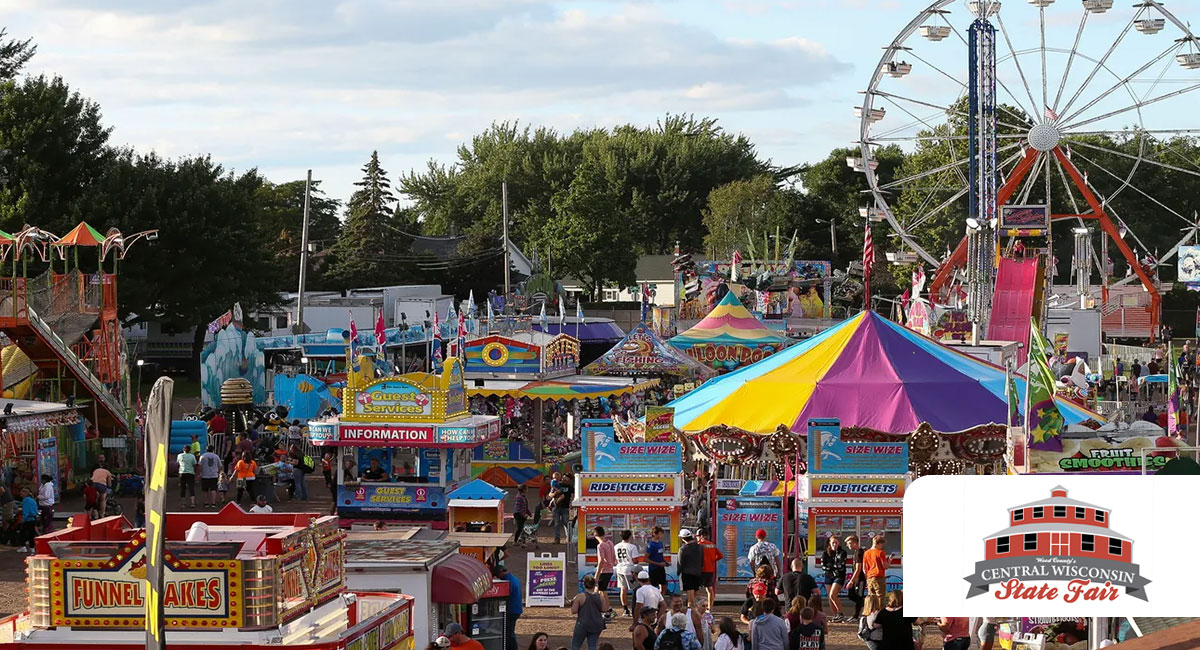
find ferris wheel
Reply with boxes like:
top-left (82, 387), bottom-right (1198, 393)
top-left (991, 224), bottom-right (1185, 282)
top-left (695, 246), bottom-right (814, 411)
top-left (855, 0), bottom-right (1200, 295)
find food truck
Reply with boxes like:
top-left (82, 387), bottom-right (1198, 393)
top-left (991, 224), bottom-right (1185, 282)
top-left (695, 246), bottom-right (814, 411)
top-left (0, 506), bottom-right (415, 650)
top-left (309, 358), bottom-right (501, 527)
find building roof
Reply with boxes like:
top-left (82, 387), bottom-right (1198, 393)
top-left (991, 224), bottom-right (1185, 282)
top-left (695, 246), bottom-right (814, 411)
top-left (985, 522), bottom-right (1130, 542)
top-left (1120, 619), bottom-right (1200, 649)
top-left (1010, 495), bottom-right (1105, 511)
top-left (446, 479), bottom-right (506, 501)
top-left (635, 255), bottom-right (677, 282)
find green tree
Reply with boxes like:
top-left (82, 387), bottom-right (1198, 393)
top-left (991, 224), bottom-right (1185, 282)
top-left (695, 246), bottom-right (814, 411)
top-left (326, 151), bottom-right (413, 289)
top-left (0, 73), bottom-right (112, 233)
top-left (703, 175), bottom-right (818, 260)
top-left (257, 179), bottom-right (341, 289)
top-left (797, 145), bottom-right (904, 268)
top-left (90, 151), bottom-right (285, 377)
top-left (0, 28), bottom-right (36, 80)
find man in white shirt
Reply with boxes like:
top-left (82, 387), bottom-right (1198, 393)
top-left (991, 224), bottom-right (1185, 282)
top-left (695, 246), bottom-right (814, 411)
top-left (747, 529), bottom-right (781, 576)
top-left (614, 529), bottom-right (640, 617)
top-left (37, 474), bottom-right (56, 532)
top-left (630, 569), bottom-right (664, 632)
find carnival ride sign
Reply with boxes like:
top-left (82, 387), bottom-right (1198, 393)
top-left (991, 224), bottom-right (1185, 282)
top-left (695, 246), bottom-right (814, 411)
top-left (308, 421), bottom-right (337, 443)
top-left (49, 537), bottom-right (242, 628)
top-left (644, 406), bottom-right (676, 443)
top-left (278, 530), bottom-right (346, 621)
top-left (716, 498), bottom-right (784, 582)
top-left (807, 419), bottom-right (908, 475)
top-left (1000, 205), bottom-right (1049, 231)
top-left (352, 379), bottom-right (434, 419)
top-left (693, 427), bottom-right (761, 463)
top-left (683, 342), bottom-right (776, 367)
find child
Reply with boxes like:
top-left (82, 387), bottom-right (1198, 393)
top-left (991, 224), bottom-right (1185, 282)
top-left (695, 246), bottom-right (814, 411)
top-left (793, 607), bottom-right (823, 650)
top-left (82, 480), bottom-right (99, 519)
top-left (321, 453), bottom-right (333, 489)
top-left (217, 470), bottom-right (229, 503)
top-left (250, 494), bottom-right (273, 513)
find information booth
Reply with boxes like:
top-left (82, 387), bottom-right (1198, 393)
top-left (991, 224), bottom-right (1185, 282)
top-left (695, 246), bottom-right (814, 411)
top-left (310, 358), bottom-right (500, 527)
top-left (805, 419), bottom-right (908, 595)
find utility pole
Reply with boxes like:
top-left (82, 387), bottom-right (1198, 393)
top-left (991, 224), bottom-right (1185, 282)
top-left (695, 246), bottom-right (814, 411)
top-left (502, 181), bottom-right (511, 301)
top-left (296, 170), bottom-right (312, 340)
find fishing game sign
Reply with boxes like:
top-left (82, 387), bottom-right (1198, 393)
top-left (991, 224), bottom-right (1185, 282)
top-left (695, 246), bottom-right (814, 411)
top-left (47, 533), bottom-right (243, 628)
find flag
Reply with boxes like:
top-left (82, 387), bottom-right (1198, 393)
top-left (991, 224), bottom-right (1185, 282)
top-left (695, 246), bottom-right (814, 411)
top-left (731, 250), bottom-right (742, 282)
top-left (640, 284), bottom-right (651, 323)
top-left (374, 309), bottom-right (386, 348)
top-left (539, 301), bottom-right (548, 331)
top-left (432, 310), bottom-right (443, 365)
top-left (1044, 105), bottom-right (1059, 121)
top-left (1168, 342), bottom-right (1180, 436)
top-left (486, 297), bottom-right (494, 332)
top-left (456, 311), bottom-right (467, 359)
top-left (1026, 319), bottom-right (1064, 452)
top-left (467, 290), bottom-right (477, 318)
top-left (445, 303), bottom-right (458, 356)
top-left (863, 221), bottom-right (874, 308)
top-left (558, 297), bottom-right (566, 326)
top-left (576, 300), bottom-right (584, 320)
top-left (348, 310), bottom-right (360, 363)
top-left (1007, 374), bottom-right (1021, 427)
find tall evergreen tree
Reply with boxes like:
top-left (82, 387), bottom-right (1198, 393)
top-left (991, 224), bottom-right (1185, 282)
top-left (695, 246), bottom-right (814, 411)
top-left (326, 151), bottom-right (411, 289)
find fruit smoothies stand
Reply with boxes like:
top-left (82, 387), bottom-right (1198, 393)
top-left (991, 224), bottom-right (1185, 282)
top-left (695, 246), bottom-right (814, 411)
top-left (310, 358), bottom-right (501, 527)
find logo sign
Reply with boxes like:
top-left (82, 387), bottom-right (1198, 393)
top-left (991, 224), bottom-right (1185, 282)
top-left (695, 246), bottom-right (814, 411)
top-left (810, 477), bottom-right (905, 499)
top-left (807, 419), bottom-right (908, 475)
top-left (715, 479), bottom-right (745, 492)
top-left (683, 343), bottom-right (777, 369)
top-left (307, 421), bottom-right (337, 443)
top-left (352, 379), bottom-right (433, 419)
top-left (49, 539), bottom-right (242, 628)
top-left (526, 552), bottom-right (567, 607)
top-left (905, 475), bottom-right (1200, 616)
top-left (437, 426), bottom-right (476, 444)
top-left (582, 419), bottom-right (681, 473)
top-left (1000, 204), bottom-right (1049, 230)
top-left (1028, 434), bottom-right (1185, 474)
top-left (341, 425), bottom-right (434, 444)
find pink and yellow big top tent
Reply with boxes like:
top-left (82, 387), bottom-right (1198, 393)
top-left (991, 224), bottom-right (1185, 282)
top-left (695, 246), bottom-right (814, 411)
top-left (668, 290), bottom-right (792, 372)
top-left (668, 310), bottom-right (1102, 434)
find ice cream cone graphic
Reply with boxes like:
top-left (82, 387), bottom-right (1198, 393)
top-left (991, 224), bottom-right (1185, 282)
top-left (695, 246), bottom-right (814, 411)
top-left (723, 525), bottom-right (738, 578)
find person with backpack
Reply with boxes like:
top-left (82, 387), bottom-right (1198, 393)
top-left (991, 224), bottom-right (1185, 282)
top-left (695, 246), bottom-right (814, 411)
top-left (747, 529), bottom-right (780, 577)
top-left (570, 574), bottom-right (610, 650)
top-left (656, 612), bottom-right (700, 650)
top-left (857, 595), bottom-right (884, 650)
top-left (713, 617), bottom-right (746, 650)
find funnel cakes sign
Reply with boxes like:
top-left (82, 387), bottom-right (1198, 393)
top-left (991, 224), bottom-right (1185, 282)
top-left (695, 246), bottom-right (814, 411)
top-left (48, 532), bottom-right (242, 628)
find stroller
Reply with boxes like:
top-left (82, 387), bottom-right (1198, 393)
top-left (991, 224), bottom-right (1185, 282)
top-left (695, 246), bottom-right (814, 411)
top-left (517, 517), bottom-right (541, 547)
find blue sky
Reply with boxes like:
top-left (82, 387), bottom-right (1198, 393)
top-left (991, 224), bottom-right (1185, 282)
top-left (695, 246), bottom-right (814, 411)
top-left (4, 0), bottom-right (1195, 209)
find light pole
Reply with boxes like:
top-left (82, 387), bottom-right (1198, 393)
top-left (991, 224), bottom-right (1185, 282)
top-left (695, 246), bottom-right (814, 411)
top-left (815, 219), bottom-right (837, 256)
top-left (136, 358), bottom-right (145, 400)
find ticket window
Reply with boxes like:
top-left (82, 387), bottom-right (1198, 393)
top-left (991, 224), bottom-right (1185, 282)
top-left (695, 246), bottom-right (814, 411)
top-left (813, 514), bottom-right (903, 565)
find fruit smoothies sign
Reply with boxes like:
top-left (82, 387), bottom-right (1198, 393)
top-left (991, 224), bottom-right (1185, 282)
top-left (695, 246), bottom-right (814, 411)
top-left (1028, 435), bottom-right (1185, 474)
top-left (525, 552), bottom-right (567, 607)
top-left (715, 497), bottom-right (783, 582)
top-left (807, 419), bottom-right (908, 474)
top-left (49, 536), bottom-right (242, 628)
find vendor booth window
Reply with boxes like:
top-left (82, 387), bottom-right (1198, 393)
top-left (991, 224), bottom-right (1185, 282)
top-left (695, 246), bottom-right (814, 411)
top-left (996, 537), bottom-right (1009, 554)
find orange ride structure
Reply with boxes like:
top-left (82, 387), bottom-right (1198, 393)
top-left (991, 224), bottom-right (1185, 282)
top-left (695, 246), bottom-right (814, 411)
top-left (0, 223), bottom-right (156, 434)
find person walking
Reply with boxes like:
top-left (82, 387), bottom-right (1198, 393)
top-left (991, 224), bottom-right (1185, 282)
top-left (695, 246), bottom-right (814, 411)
top-left (777, 558), bottom-right (818, 604)
top-left (594, 526), bottom-right (616, 592)
top-left (199, 445), bottom-right (222, 508)
top-left (862, 536), bottom-right (889, 601)
top-left (631, 570), bottom-right (665, 632)
top-left (18, 487), bottom-right (39, 553)
top-left (748, 598), bottom-right (788, 650)
top-left (845, 535), bottom-right (866, 622)
top-left (688, 601), bottom-right (714, 650)
top-left (677, 529), bottom-right (704, 608)
top-left (873, 591), bottom-right (916, 650)
top-left (938, 617), bottom-right (970, 650)
top-left (176, 444), bottom-right (198, 508)
top-left (656, 612), bottom-right (701, 650)
top-left (569, 574), bottom-right (610, 650)
top-left (747, 529), bottom-right (781, 577)
top-left (550, 472), bottom-right (573, 545)
top-left (615, 529), bottom-right (641, 616)
top-left (494, 565), bottom-right (522, 650)
top-left (37, 474), bottom-right (56, 532)
top-left (289, 446), bottom-right (309, 501)
top-left (974, 617), bottom-right (1001, 650)
top-left (91, 463), bottom-right (113, 516)
top-left (512, 485), bottom-right (532, 544)
top-left (820, 536), bottom-right (847, 621)
top-left (234, 452), bottom-right (258, 504)
top-left (696, 529), bottom-right (723, 609)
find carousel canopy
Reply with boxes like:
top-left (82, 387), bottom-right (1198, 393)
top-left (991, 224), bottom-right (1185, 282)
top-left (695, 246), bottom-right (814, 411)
top-left (582, 322), bottom-right (715, 378)
top-left (468, 375), bottom-right (659, 400)
top-left (669, 291), bottom-right (792, 349)
top-left (53, 222), bottom-right (106, 247)
top-left (668, 310), bottom-right (1103, 435)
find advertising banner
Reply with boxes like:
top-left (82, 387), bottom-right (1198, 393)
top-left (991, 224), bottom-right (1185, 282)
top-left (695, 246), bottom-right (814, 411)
top-left (307, 421), bottom-right (337, 443)
top-left (1000, 205), bottom-right (1049, 230)
top-left (905, 475), bottom-right (1200, 617)
top-left (526, 552), bottom-right (567, 607)
top-left (809, 477), bottom-right (906, 499)
top-left (577, 474), bottom-right (678, 500)
top-left (582, 419), bottom-right (681, 473)
top-left (337, 484), bottom-right (446, 514)
top-left (36, 437), bottom-right (58, 500)
top-left (341, 424), bottom-right (436, 445)
top-left (715, 497), bottom-right (784, 582)
top-left (807, 419), bottom-right (908, 475)
top-left (644, 406), bottom-right (676, 443)
top-left (1027, 434), bottom-right (1185, 474)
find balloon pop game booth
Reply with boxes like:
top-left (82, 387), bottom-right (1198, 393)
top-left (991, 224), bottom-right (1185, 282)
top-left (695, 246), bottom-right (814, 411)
top-left (574, 418), bottom-right (686, 592)
top-left (309, 358), bottom-right (501, 527)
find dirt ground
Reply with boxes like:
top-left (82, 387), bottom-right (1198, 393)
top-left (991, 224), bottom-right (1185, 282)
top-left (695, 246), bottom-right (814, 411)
top-left (0, 476), bottom-right (872, 650)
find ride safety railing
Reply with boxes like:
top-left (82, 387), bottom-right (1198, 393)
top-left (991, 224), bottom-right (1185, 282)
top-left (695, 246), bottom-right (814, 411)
top-left (23, 301), bottom-right (127, 428)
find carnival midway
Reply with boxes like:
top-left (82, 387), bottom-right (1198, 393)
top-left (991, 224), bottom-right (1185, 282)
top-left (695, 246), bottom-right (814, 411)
top-left (4, 1), bottom-right (1200, 650)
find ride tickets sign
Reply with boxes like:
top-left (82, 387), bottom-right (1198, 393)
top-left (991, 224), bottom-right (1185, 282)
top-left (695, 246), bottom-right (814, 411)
top-left (809, 477), bottom-right (906, 499)
top-left (905, 475), bottom-right (1200, 616)
top-left (49, 540), bottom-right (242, 628)
top-left (578, 474), bottom-right (678, 500)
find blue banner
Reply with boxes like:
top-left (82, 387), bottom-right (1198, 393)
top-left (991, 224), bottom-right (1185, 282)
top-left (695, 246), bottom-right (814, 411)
top-left (807, 419), bottom-right (908, 474)
top-left (336, 484), bottom-right (447, 514)
top-left (715, 497), bottom-right (783, 582)
top-left (582, 419), bottom-right (681, 473)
